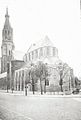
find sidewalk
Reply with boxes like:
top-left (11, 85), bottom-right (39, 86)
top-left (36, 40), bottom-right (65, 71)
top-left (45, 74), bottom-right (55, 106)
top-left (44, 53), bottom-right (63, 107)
top-left (0, 90), bottom-right (81, 98)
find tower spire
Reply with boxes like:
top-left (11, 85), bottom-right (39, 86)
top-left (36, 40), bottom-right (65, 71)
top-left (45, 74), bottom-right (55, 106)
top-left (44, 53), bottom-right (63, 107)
top-left (4, 7), bottom-right (10, 29)
top-left (3, 7), bottom-right (13, 40)
top-left (5, 7), bottom-right (9, 18)
top-left (1, 8), bottom-right (15, 73)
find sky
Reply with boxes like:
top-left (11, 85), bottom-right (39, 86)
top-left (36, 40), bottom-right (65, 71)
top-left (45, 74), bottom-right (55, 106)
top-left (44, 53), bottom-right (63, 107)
top-left (0, 0), bottom-right (81, 77)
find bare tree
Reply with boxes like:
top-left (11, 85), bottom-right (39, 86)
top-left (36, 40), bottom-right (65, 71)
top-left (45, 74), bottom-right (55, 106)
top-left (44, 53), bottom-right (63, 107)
top-left (30, 66), bottom-right (36, 94)
top-left (35, 61), bottom-right (49, 95)
top-left (28, 63), bottom-right (38, 94)
top-left (43, 64), bottom-right (49, 93)
top-left (58, 62), bottom-right (70, 92)
top-left (59, 71), bottom-right (63, 92)
top-left (25, 70), bottom-right (30, 96)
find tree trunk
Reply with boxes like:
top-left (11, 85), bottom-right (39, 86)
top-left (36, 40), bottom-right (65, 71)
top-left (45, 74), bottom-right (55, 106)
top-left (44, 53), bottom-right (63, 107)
top-left (61, 85), bottom-right (63, 92)
top-left (25, 86), bottom-right (27, 96)
top-left (32, 78), bottom-right (35, 94)
top-left (44, 85), bottom-right (46, 93)
top-left (44, 79), bottom-right (46, 93)
top-left (40, 78), bottom-right (43, 95)
top-left (69, 79), bottom-right (70, 91)
top-left (32, 84), bottom-right (35, 94)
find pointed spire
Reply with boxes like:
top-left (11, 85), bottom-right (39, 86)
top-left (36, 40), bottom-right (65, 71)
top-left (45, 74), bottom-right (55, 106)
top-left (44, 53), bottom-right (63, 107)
top-left (6, 7), bottom-right (8, 15)
top-left (4, 7), bottom-right (10, 29)
top-left (3, 7), bottom-right (13, 40)
top-left (5, 7), bottom-right (9, 18)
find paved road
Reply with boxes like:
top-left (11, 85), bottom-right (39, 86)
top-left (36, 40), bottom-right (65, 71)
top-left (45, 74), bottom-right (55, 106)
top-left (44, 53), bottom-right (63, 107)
top-left (0, 92), bottom-right (81, 120)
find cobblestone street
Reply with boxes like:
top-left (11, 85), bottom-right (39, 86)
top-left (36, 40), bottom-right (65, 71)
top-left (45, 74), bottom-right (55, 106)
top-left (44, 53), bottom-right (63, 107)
top-left (0, 91), bottom-right (81, 120)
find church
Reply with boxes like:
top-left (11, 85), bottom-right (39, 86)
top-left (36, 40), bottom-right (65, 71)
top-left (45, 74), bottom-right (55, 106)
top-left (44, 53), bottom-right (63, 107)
top-left (0, 8), bottom-right (75, 93)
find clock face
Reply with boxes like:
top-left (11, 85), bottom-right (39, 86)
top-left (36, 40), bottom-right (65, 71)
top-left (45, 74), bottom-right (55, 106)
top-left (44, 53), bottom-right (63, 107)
top-left (3, 46), bottom-right (6, 55)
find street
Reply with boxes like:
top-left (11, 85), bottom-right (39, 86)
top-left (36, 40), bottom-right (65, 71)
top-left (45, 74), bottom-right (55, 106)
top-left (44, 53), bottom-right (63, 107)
top-left (0, 91), bottom-right (81, 120)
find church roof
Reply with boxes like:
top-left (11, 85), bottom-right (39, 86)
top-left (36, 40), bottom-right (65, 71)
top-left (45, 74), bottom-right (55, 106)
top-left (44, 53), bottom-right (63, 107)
top-left (27, 36), bottom-right (55, 53)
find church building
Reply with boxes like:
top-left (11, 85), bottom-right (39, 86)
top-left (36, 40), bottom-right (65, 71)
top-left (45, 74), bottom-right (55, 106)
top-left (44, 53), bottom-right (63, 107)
top-left (0, 8), bottom-right (75, 93)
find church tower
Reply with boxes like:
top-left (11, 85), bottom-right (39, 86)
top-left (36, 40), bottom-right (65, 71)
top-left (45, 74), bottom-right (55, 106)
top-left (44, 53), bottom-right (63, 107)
top-left (1, 8), bottom-right (15, 73)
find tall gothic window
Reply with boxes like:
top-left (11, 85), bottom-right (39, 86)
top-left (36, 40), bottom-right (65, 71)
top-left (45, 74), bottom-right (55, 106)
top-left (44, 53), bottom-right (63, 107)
top-left (8, 31), bottom-right (10, 35)
top-left (5, 30), bottom-right (7, 39)
top-left (53, 48), bottom-right (55, 56)
top-left (5, 30), bottom-right (7, 35)
top-left (46, 47), bottom-right (50, 56)
top-left (26, 55), bottom-right (27, 62)
top-left (40, 47), bottom-right (43, 57)
top-left (32, 51), bottom-right (34, 60)
top-left (36, 50), bottom-right (38, 58)
top-left (29, 53), bottom-right (30, 61)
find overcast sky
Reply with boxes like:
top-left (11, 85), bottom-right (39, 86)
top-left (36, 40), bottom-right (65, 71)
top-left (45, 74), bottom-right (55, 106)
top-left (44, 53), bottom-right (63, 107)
top-left (0, 0), bottom-right (81, 77)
